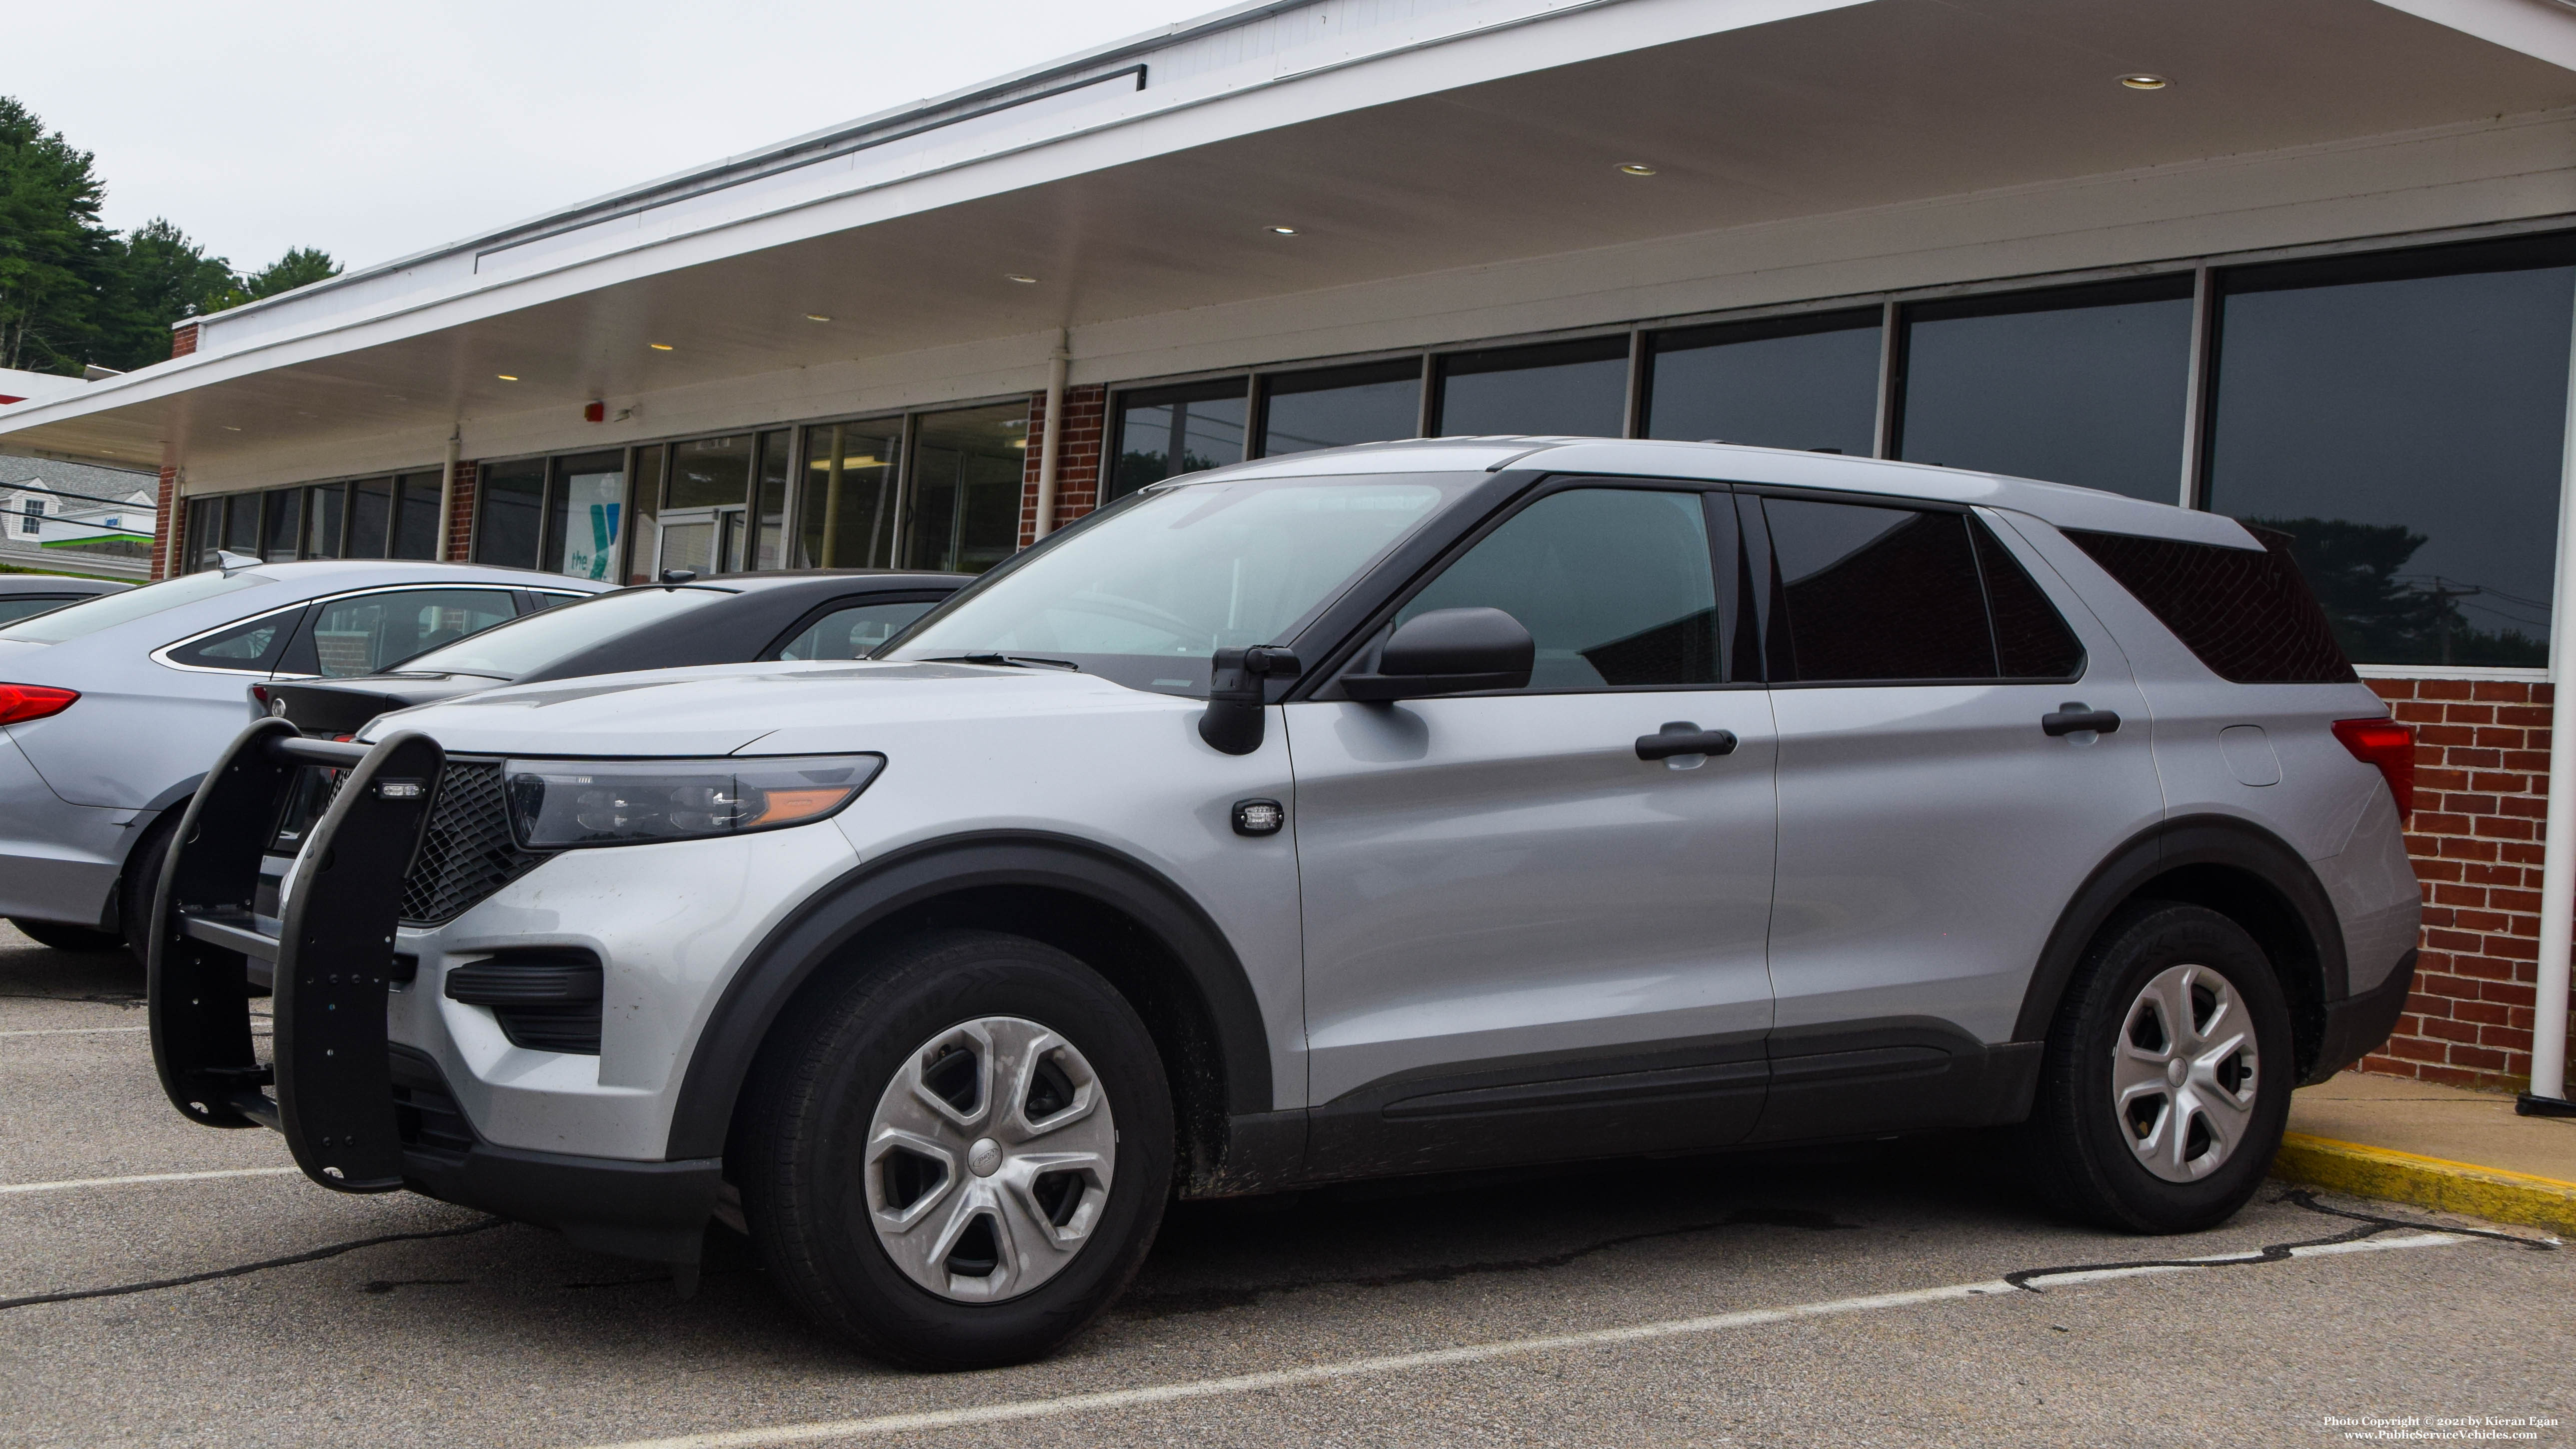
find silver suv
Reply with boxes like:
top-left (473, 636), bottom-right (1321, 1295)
top-left (144, 438), bottom-right (2421, 1369)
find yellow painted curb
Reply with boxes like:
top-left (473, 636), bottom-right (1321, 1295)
top-left (2272, 1132), bottom-right (2576, 1236)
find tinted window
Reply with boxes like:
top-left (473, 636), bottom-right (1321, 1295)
top-left (477, 459), bottom-right (545, 569)
top-left (1763, 498), bottom-right (1992, 682)
top-left (0, 596), bottom-right (80, 625)
top-left (1260, 360), bottom-right (1420, 456)
top-left (348, 478), bottom-right (393, 558)
top-left (166, 605), bottom-right (304, 672)
top-left (392, 474), bottom-right (442, 560)
top-left (1435, 337), bottom-right (1628, 438)
top-left (303, 483), bottom-right (344, 559)
top-left (2067, 528), bottom-right (2356, 684)
top-left (302, 589), bottom-right (520, 676)
top-left (801, 424), bottom-right (900, 570)
top-left (399, 586), bottom-right (723, 678)
top-left (3, 570), bottom-right (272, 644)
top-left (1897, 276), bottom-right (2194, 501)
top-left (2204, 236), bottom-right (2575, 668)
top-left (260, 487), bottom-right (302, 564)
top-left (1974, 520), bottom-right (2085, 679)
top-left (1401, 488), bottom-right (1721, 690)
top-left (775, 599), bottom-right (940, 660)
top-left (906, 402), bottom-right (1029, 574)
top-left (1111, 382), bottom-right (1247, 502)
top-left (1645, 310), bottom-right (1880, 456)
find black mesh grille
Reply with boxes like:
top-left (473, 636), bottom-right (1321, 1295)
top-left (400, 762), bottom-right (544, 925)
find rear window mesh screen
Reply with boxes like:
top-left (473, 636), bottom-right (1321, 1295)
top-left (2066, 528), bottom-right (2356, 684)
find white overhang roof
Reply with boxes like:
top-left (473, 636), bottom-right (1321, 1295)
top-left (2, 0), bottom-right (2572, 478)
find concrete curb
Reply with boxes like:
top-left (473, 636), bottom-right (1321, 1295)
top-left (2272, 1132), bottom-right (2576, 1236)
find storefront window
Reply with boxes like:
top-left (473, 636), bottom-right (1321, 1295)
top-left (475, 459), bottom-right (546, 570)
top-left (1110, 382), bottom-right (1246, 502)
top-left (906, 402), bottom-right (1028, 573)
top-left (1434, 336), bottom-right (1628, 438)
top-left (2206, 236), bottom-right (2576, 668)
top-left (754, 429), bottom-right (791, 570)
top-left (661, 435), bottom-right (753, 576)
top-left (1259, 360), bottom-right (1419, 456)
top-left (624, 446), bottom-right (662, 582)
top-left (392, 472), bottom-right (441, 560)
top-left (801, 422), bottom-right (901, 568)
top-left (1644, 310), bottom-right (1880, 456)
top-left (259, 487), bottom-right (302, 564)
top-left (348, 478), bottom-right (393, 558)
top-left (1897, 276), bottom-right (2194, 501)
top-left (302, 482), bottom-right (344, 558)
top-left (546, 450), bottom-right (625, 582)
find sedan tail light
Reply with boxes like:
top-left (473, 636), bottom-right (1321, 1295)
top-left (2333, 718), bottom-right (2415, 820)
top-left (0, 684), bottom-right (78, 727)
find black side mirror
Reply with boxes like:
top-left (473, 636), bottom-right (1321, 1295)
top-left (1341, 608), bottom-right (1534, 702)
top-left (1198, 645), bottom-right (1301, 755)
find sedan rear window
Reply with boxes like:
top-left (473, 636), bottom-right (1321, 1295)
top-left (0, 570), bottom-right (271, 644)
top-left (391, 586), bottom-right (725, 678)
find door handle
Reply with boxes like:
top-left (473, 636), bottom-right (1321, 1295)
top-left (2042, 704), bottom-right (2122, 738)
top-left (1636, 722), bottom-right (1738, 760)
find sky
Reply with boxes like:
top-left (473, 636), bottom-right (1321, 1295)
top-left (8, 0), bottom-right (1195, 276)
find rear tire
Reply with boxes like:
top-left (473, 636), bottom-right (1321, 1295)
top-left (2025, 902), bottom-right (2292, 1234)
top-left (8, 917), bottom-right (124, 952)
top-left (736, 929), bottom-right (1174, 1368)
top-left (116, 812), bottom-right (180, 962)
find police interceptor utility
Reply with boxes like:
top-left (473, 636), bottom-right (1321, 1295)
top-left (146, 437), bottom-right (2423, 1369)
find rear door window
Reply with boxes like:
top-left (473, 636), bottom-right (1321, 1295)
top-left (282, 588), bottom-right (522, 677)
top-left (1755, 497), bottom-right (2084, 683)
top-left (773, 598), bottom-right (942, 661)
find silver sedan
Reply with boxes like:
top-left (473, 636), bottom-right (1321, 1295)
top-left (0, 558), bottom-right (605, 952)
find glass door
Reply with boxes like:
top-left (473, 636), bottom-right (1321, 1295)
top-left (660, 435), bottom-right (755, 575)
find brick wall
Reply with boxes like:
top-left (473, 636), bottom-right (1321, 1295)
top-left (148, 464), bottom-right (177, 580)
top-left (444, 464), bottom-right (477, 562)
top-left (1017, 384), bottom-right (1108, 546)
top-left (2359, 676), bottom-right (2561, 1090)
top-left (169, 322), bottom-right (198, 358)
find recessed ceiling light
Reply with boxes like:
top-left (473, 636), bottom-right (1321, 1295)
top-left (1618, 162), bottom-right (1658, 176)
top-left (805, 314), bottom-right (832, 322)
top-left (1004, 274), bottom-right (1040, 284)
top-left (496, 374), bottom-right (519, 382)
top-left (2119, 73), bottom-right (2170, 90)
top-left (650, 342), bottom-right (675, 351)
top-left (222, 426), bottom-right (241, 432)
top-left (1267, 226), bottom-right (1299, 236)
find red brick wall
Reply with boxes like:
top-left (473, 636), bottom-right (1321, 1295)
top-left (149, 464), bottom-right (177, 580)
top-left (444, 464), bottom-right (477, 562)
top-left (2359, 676), bottom-right (2560, 1090)
top-left (169, 322), bottom-right (198, 358)
top-left (1017, 384), bottom-right (1108, 547)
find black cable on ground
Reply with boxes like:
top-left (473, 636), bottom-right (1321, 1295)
top-left (0, 1218), bottom-right (506, 1312)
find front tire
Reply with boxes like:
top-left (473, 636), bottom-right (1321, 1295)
top-left (2026, 902), bottom-right (2292, 1234)
top-left (737, 930), bottom-right (1174, 1368)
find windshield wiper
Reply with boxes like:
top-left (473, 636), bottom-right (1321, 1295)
top-left (927, 652), bottom-right (1081, 672)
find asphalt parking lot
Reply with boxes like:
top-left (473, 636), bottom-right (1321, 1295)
top-left (4, 920), bottom-right (2570, 1449)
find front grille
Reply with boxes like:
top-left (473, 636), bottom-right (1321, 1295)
top-left (399, 762), bottom-right (544, 925)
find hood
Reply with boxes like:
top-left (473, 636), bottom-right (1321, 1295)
top-left (361, 658), bottom-right (1153, 758)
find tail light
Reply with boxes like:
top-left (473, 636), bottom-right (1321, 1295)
top-left (0, 684), bottom-right (78, 726)
top-left (2333, 718), bottom-right (2415, 820)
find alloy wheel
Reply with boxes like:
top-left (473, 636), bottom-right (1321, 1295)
top-left (2112, 962), bottom-right (2260, 1182)
top-left (863, 1016), bottom-right (1116, 1302)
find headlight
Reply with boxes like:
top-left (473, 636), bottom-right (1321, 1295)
top-left (502, 754), bottom-right (883, 849)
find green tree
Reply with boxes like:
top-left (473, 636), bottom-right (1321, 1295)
top-left (0, 96), bottom-right (116, 374)
top-left (89, 218), bottom-right (235, 372)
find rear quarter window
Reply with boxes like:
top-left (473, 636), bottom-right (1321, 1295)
top-left (2066, 527), bottom-right (2356, 684)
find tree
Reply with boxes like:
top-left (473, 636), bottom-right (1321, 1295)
top-left (0, 97), bottom-right (116, 374)
top-left (89, 219), bottom-right (235, 372)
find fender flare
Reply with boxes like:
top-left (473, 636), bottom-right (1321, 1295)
top-left (2011, 813), bottom-right (2350, 1046)
top-left (661, 831), bottom-right (1275, 1160)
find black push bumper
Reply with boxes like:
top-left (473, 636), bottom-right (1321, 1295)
top-left (2303, 948), bottom-right (2419, 1085)
top-left (145, 720), bottom-right (719, 1264)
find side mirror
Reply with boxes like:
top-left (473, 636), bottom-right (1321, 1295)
top-left (1198, 645), bottom-right (1301, 756)
top-left (1341, 608), bottom-right (1534, 702)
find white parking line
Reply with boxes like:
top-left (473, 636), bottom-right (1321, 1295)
top-left (0, 1026), bottom-right (147, 1038)
top-left (574, 1232), bottom-right (2468, 1449)
top-left (0, 1167), bottom-right (300, 1196)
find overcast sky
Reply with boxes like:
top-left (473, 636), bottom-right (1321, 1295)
top-left (11, 0), bottom-right (1192, 276)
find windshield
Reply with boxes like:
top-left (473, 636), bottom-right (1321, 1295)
top-left (391, 586), bottom-right (725, 677)
top-left (0, 570), bottom-right (272, 645)
top-left (887, 472), bottom-right (1466, 693)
